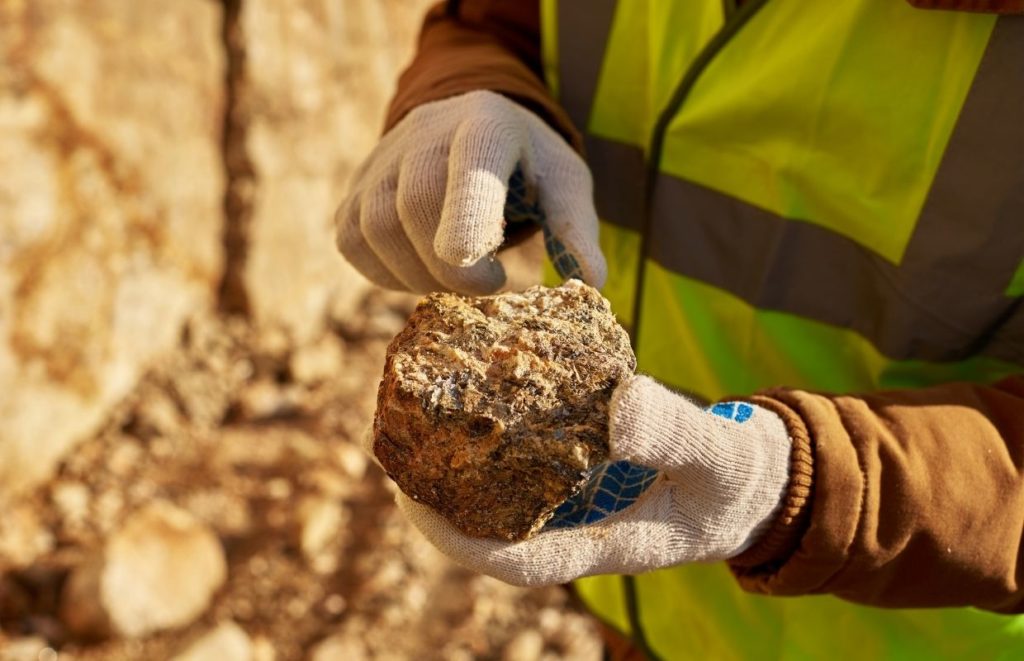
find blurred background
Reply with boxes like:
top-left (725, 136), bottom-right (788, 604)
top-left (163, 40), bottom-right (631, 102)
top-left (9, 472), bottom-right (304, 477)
top-left (0, 0), bottom-right (598, 658)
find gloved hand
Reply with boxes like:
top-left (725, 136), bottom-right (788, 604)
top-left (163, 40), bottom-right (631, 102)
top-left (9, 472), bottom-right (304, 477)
top-left (335, 90), bottom-right (606, 295)
top-left (391, 375), bottom-right (792, 586)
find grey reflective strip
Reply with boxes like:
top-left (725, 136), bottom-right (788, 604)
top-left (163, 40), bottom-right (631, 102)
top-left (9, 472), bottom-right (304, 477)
top-left (906, 19), bottom-right (1024, 281)
top-left (556, 0), bottom-right (618, 131)
top-left (552, 1), bottom-right (645, 229)
top-left (587, 135), bottom-right (646, 232)
top-left (583, 18), bottom-right (1024, 364)
top-left (648, 177), bottom-right (1023, 363)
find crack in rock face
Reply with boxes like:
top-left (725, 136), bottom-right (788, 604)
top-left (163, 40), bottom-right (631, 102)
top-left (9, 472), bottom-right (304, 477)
top-left (373, 281), bottom-right (636, 541)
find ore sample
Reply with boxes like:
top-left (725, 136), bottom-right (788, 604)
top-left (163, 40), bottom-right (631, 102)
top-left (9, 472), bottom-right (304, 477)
top-left (373, 280), bottom-right (636, 541)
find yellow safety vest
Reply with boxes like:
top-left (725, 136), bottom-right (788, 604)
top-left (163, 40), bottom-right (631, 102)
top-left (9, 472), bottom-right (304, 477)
top-left (540, 0), bottom-right (1024, 657)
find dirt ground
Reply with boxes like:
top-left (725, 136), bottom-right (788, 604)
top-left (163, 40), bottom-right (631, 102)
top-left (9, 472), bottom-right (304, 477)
top-left (0, 289), bottom-right (602, 660)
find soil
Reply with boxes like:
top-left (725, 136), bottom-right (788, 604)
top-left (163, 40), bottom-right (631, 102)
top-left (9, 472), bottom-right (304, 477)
top-left (0, 290), bottom-right (601, 660)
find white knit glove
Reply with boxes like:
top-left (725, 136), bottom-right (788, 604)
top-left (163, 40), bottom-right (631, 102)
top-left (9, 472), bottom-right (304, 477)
top-left (393, 376), bottom-right (792, 587)
top-left (335, 90), bottom-right (606, 294)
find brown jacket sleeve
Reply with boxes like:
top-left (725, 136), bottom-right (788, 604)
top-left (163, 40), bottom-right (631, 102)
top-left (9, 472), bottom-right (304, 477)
top-left (731, 375), bottom-right (1024, 613)
top-left (385, 1), bottom-right (581, 150)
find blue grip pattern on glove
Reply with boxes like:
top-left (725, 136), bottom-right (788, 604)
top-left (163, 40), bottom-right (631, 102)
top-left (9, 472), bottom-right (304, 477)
top-left (505, 165), bottom-right (583, 280)
top-left (542, 402), bottom-right (758, 530)
top-left (545, 460), bottom-right (660, 529)
top-left (710, 401), bottom-right (754, 423)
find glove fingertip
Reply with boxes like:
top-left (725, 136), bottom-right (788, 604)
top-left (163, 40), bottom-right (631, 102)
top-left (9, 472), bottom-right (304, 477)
top-left (583, 249), bottom-right (607, 289)
top-left (434, 212), bottom-right (506, 267)
top-left (434, 236), bottom-right (502, 267)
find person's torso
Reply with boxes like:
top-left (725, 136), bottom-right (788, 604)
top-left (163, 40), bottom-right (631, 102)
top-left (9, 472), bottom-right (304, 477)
top-left (540, 0), bottom-right (1024, 657)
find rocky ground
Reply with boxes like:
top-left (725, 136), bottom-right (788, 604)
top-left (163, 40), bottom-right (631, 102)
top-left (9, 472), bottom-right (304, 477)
top-left (0, 0), bottom-right (602, 657)
top-left (0, 290), bottom-right (602, 660)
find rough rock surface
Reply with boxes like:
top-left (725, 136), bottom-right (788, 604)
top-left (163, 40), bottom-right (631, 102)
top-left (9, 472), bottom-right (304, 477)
top-left (375, 281), bottom-right (636, 541)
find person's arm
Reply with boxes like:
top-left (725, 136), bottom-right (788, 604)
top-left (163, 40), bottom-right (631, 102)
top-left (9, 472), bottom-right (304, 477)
top-left (351, 0), bottom-right (1024, 613)
top-left (384, 0), bottom-right (580, 150)
top-left (393, 372), bottom-right (1024, 614)
top-left (733, 375), bottom-right (1024, 613)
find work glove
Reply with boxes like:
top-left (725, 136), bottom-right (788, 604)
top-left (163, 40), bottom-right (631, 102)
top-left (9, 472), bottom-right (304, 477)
top-left (335, 90), bottom-right (606, 295)
top-left (392, 375), bottom-right (792, 587)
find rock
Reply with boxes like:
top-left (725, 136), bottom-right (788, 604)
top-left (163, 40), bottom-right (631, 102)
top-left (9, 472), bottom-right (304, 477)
top-left (255, 326), bottom-right (292, 363)
top-left (289, 335), bottom-right (344, 385)
top-left (60, 501), bottom-right (227, 638)
top-left (323, 594), bottom-right (347, 616)
top-left (0, 637), bottom-right (55, 661)
top-left (235, 379), bottom-right (298, 421)
top-left (107, 441), bottom-right (143, 478)
top-left (252, 636), bottom-right (277, 661)
top-left (172, 622), bottom-right (252, 661)
top-left (311, 634), bottom-right (369, 661)
top-left (335, 443), bottom-right (369, 481)
top-left (237, 0), bottom-right (431, 343)
top-left (182, 489), bottom-right (253, 538)
top-left (374, 281), bottom-right (635, 541)
top-left (167, 317), bottom-right (253, 430)
top-left (264, 479), bottom-right (290, 501)
top-left (298, 497), bottom-right (347, 574)
top-left (503, 630), bottom-right (545, 661)
top-left (0, 0), bottom-right (224, 496)
top-left (92, 490), bottom-right (126, 534)
top-left (51, 481), bottom-right (91, 523)
top-left (0, 504), bottom-right (55, 567)
top-left (129, 389), bottom-right (183, 439)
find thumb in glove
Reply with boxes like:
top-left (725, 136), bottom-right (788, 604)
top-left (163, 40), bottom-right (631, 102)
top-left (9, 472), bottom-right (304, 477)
top-left (336, 90), bottom-right (606, 295)
top-left (384, 375), bottom-right (793, 586)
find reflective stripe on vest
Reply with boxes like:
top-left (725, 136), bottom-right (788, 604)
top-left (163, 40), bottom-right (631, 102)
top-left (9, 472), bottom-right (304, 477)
top-left (541, 0), bottom-right (1024, 658)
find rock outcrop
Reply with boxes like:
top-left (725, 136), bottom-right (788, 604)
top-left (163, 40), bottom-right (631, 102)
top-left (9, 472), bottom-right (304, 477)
top-left (0, 0), bottom-right (225, 496)
top-left (236, 0), bottom-right (427, 342)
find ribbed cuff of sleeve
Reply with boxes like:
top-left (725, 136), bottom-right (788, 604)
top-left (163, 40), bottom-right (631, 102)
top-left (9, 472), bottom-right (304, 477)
top-left (728, 394), bottom-right (814, 572)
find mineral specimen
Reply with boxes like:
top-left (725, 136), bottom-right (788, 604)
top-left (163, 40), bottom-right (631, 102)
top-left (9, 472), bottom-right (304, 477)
top-left (373, 280), bottom-right (636, 541)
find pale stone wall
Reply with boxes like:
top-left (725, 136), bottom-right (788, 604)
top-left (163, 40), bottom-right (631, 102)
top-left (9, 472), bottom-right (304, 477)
top-left (0, 0), bottom-right (226, 494)
top-left (0, 0), bottom-right (433, 495)
top-left (239, 0), bottom-right (430, 343)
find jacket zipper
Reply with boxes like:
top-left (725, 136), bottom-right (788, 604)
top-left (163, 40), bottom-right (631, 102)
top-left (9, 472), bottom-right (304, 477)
top-left (630, 0), bottom-right (772, 347)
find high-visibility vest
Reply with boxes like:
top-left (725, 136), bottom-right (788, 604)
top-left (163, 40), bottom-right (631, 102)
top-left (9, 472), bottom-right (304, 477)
top-left (540, 0), bottom-right (1024, 657)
